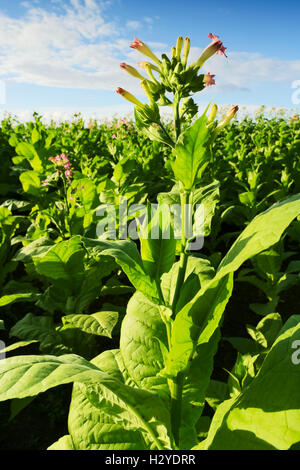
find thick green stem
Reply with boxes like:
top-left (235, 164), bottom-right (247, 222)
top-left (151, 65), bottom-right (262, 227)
top-left (171, 190), bottom-right (190, 313)
top-left (169, 190), bottom-right (192, 447)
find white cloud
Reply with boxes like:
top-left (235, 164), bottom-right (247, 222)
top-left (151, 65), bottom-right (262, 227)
top-left (0, 0), bottom-right (299, 102)
top-left (126, 20), bottom-right (142, 30)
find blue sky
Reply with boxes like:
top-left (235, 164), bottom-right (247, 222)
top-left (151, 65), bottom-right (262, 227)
top-left (0, 0), bottom-right (299, 121)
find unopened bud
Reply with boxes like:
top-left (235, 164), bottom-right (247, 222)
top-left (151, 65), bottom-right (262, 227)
top-left (208, 104), bottom-right (218, 122)
top-left (171, 46), bottom-right (176, 59)
top-left (140, 79), bottom-right (155, 105)
top-left (138, 61), bottom-right (160, 73)
top-left (176, 36), bottom-right (183, 60)
top-left (182, 37), bottom-right (190, 66)
top-left (120, 63), bottom-right (145, 80)
top-left (116, 87), bottom-right (144, 108)
top-left (216, 105), bottom-right (239, 129)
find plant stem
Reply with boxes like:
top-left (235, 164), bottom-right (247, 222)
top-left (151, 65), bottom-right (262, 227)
top-left (170, 372), bottom-right (184, 447)
top-left (169, 190), bottom-right (192, 447)
top-left (173, 95), bottom-right (181, 142)
top-left (171, 190), bottom-right (190, 313)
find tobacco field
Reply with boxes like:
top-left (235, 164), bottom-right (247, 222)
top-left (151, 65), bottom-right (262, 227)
top-left (0, 34), bottom-right (300, 451)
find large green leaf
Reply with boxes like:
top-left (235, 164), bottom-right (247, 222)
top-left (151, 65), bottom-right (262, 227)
top-left (171, 111), bottom-right (209, 190)
top-left (165, 274), bottom-right (234, 378)
top-left (64, 350), bottom-right (148, 450)
top-left (0, 352), bottom-right (171, 449)
top-left (19, 171), bottom-right (41, 196)
top-left (120, 291), bottom-right (169, 398)
top-left (203, 315), bottom-right (300, 450)
top-left (140, 204), bottom-right (176, 281)
top-left (217, 194), bottom-right (300, 279)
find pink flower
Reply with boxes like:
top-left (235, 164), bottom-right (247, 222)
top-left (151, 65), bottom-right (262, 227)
top-left (54, 155), bottom-right (62, 162)
top-left (60, 154), bottom-right (69, 161)
top-left (112, 133), bottom-right (117, 139)
top-left (208, 33), bottom-right (227, 57)
top-left (191, 33), bottom-right (227, 69)
top-left (64, 161), bottom-right (71, 169)
top-left (49, 156), bottom-right (55, 162)
top-left (203, 72), bottom-right (216, 87)
top-left (69, 196), bottom-right (74, 201)
top-left (42, 180), bottom-right (48, 187)
top-left (65, 170), bottom-right (73, 179)
top-left (80, 185), bottom-right (85, 190)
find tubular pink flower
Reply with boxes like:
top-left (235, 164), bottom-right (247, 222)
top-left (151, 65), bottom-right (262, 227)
top-left (112, 133), bottom-right (117, 139)
top-left (203, 72), bottom-right (216, 87)
top-left (191, 33), bottom-right (227, 70)
top-left (49, 156), bottom-right (55, 162)
top-left (64, 162), bottom-right (71, 169)
top-left (116, 87), bottom-right (144, 108)
top-left (65, 169), bottom-right (73, 179)
top-left (54, 155), bottom-right (62, 162)
top-left (60, 154), bottom-right (69, 161)
top-left (130, 37), bottom-right (161, 66)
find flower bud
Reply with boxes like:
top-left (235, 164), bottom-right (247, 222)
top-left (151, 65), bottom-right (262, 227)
top-left (116, 87), bottom-right (144, 108)
top-left (140, 79), bottom-right (155, 106)
top-left (120, 63), bottom-right (145, 80)
top-left (175, 36), bottom-right (183, 60)
top-left (138, 61), bottom-right (160, 73)
top-left (171, 46), bottom-right (176, 59)
top-left (182, 37), bottom-right (190, 67)
top-left (216, 105), bottom-right (238, 129)
top-left (130, 37), bottom-right (161, 66)
top-left (208, 104), bottom-right (218, 122)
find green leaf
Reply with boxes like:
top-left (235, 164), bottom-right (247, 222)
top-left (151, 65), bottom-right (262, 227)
top-left (165, 273), bottom-right (234, 377)
top-left (13, 237), bottom-right (54, 263)
top-left (171, 111), bottom-right (209, 190)
top-left (217, 195), bottom-right (300, 280)
top-left (120, 291), bottom-right (169, 398)
top-left (48, 435), bottom-right (75, 450)
top-left (10, 313), bottom-right (65, 353)
top-left (33, 236), bottom-right (85, 290)
top-left (140, 204), bottom-right (176, 280)
top-left (82, 237), bottom-right (160, 302)
top-left (63, 311), bottom-right (119, 338)
top-left (0, 292), bottom-right (40, 307)
top-left (203, 315), bottom-right (300, 450)
top-left (0, 352), bottom-right (172, 449)
top-left (19, 171), bottom-right (41, 196)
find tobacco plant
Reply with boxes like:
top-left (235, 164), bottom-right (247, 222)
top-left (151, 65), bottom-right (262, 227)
top-left (1, 34), bottom-right (300, 451)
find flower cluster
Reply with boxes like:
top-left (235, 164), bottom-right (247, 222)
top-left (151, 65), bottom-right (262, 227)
top-left (49, 154), bottom-right (73, 180)
top-left (116, 33), bottom-right (227, 108)
top-left (116, 33), bottom-right (237, 146)
top-left (42, 153), bottom-right (73, 187)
